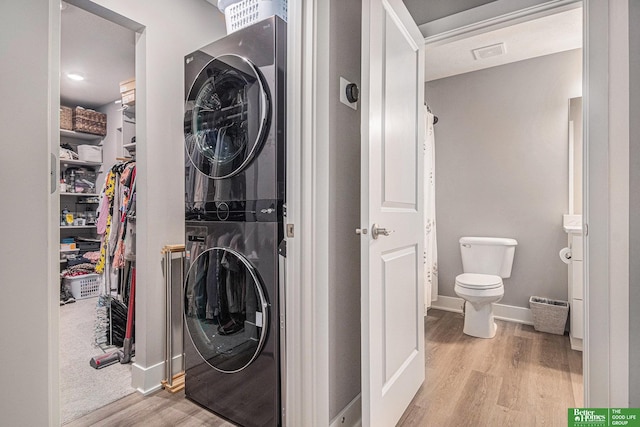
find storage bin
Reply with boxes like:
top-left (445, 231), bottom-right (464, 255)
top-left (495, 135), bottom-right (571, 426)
top-left (60, 243), bottom-right (77, 251)
top-left (77, 241), bottom-right (100, 252)
top-left (119, 78), bottom-right (135, 93)
top-left (60, 106), bottom-right (73, 130)
top-left (65, 274), bottom-right (101, 299)
top-left (121, 89), bottom-right (135, 106)
top-left (65, 167), bottom-right (97, 193)
top-left (78, 145), bottom-right (103, 163)
top-left (223, 0), bottom-right (287, 34)
top-left (529, 296), bottom-right (569, 335)
top-left (73, 107), bottom-right (107, 136)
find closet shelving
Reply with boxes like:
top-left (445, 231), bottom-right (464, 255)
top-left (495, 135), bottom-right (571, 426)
top-left (119, 106), bottom-right (136, 158)
top-left (60, 129), bottom-right (103, 141)
top-left (61, 159), bottom-right (102, 167)
top-left (60, 126), bottom-right (104, 266)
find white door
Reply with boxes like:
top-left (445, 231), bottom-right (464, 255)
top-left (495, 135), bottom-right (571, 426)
top-left (360, 0), bottom-right (425, 426)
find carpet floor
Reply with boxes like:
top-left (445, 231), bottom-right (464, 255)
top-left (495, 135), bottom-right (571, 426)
top-left (60, 296), bottom-right (135, 425)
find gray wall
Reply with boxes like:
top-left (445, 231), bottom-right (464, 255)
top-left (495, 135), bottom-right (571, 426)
top-left (403, 0), bottom-right (497, 25)
top-left (426, 49), bottom-right (582, 308)
top-left (328, 0), bottom-right (362, 420)
top-left (629, 0), bottom-right (640, 408)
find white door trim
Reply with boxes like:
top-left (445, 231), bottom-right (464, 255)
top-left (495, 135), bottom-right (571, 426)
top-left (48, 1), bottom-right (62, 425)
top-left (583, 0), bottom-right (630, 407)
top-left (285, 0), bottom-right (331, 425)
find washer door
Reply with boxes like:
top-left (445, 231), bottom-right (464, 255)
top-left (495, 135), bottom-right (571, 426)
top-left (185, 54), bottom-right (271, 180)
top-left (184, 247), bottom-right (269, 373)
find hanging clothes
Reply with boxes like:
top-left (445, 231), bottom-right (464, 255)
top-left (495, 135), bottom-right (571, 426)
top-left (424, 106), bottom-right (438, 309)
top-left (95, 161), bottom-right (137, 275)
top-left (95, 170), bottom-right (116, 274)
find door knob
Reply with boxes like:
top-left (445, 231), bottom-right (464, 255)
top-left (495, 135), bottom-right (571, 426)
top-left (371, 223), bottom-right (393, 239)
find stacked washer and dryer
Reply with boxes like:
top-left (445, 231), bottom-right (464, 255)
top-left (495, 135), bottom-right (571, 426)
top-left (182, 17), bottom-right (286, 427)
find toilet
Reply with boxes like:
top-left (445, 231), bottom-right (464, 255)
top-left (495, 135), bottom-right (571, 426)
top-left (454, 236), bottom-right (518, 338)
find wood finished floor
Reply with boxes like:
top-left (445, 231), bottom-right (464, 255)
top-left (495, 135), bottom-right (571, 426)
top-left (398, 309), bottom-right (583, 427)
top-left (65, 309), bottom-right (582, 426)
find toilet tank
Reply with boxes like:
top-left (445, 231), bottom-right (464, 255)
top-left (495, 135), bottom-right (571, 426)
top-left (459, 237), bottom-right (518, 278)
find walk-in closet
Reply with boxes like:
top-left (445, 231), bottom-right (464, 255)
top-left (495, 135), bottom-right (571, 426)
top-left (58, 2), bottom-right (138, 423)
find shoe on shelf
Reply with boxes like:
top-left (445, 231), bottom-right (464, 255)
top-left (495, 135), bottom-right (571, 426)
top-left (60, 285), bottom-right (76, 304)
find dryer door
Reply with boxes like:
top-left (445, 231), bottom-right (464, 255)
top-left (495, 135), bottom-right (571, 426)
top-left (184, 246), bottom-right (269, 373)
top-left (185, 54), bottom-right (271, 180)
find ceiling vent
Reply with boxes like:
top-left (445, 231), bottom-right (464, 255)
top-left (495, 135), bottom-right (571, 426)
top-left (472, 43), bottom-right (506, 60)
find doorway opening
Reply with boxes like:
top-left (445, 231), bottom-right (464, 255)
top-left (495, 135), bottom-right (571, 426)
top-left (409, 0), bottom-right (585, 423)
top-left (58, 2), bottom-right (139, 423)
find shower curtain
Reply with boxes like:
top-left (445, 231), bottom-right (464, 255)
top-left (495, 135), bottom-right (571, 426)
top-left (424, 106), bottom-right (438, 309)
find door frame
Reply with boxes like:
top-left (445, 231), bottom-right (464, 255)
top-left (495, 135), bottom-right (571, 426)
top-left (284, 0), bottom-right (332, 425)
top-left (49, 1), bottom-right (145, 423)
top-left (287, 0), bottom-right (631, 423)
top-left (583, 0), bottom-right (630, 407)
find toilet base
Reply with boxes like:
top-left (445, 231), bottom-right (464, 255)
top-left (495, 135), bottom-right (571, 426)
top-left (463, 301), bottom-right (498, 338)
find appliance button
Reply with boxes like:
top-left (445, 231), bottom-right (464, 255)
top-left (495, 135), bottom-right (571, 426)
top-left (217, 202), bottom-right (230, 221)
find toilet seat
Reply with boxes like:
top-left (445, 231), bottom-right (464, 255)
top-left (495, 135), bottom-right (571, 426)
top-left (455, 273), bottom-right (503, 290)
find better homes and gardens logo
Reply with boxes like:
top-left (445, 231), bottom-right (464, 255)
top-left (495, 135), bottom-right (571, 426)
top-left (569, 408), bottom-right (640, 427)
top-left (571, 409), bottom-right (608, 426)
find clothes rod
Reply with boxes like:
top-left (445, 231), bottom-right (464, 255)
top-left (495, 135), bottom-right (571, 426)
top-left (425, 104), bottom-right (439, 125)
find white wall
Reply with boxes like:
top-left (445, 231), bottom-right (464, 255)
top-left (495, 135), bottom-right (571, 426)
top-left (82, 0), bottom-right (226, 393)
top-left (0, 1), bottom-right (59, 425)
top-left (426, 49), bottom-right (582, 308)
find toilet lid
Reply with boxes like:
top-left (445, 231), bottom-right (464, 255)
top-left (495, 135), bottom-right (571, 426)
top-left (455, 273), bottom-right (503, 289)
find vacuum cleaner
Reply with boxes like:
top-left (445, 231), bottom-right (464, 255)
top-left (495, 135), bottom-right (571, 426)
top-left (90, 268), bottom-right (136, 369)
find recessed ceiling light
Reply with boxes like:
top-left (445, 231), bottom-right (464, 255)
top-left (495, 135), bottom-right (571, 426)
top-left (67, 73), bottom-right (85, 81)
top-left (114, 100), bottom-right (122, 104)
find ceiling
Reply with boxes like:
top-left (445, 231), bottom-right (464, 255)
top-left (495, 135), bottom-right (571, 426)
top-left (421, 6), bottom-right (583, 82)
top-left (61, 1), bottom-right (581, 101)
top-left (60, 2), bottom-right (135, 109)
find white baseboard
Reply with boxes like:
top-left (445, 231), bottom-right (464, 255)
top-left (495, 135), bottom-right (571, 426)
top-left (329, 393), bottom-right (362, 427)
top-left (131, 354), bottom-right (184, 395)
top-left (570, 335), bottom-right (583, 351)
top-left (430, 295), bottom-right (534, 325)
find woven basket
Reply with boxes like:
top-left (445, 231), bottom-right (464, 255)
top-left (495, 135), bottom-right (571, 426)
top-left (60, 106), bottom-right (73, 130)
top-left (73, 107), bottom-right (107, 136)
top-left (529, 296), bottom-right (569, 335)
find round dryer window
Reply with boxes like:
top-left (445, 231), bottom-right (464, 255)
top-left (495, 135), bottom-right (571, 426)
top-left (184, 54), bottom-right (271, 180)
top-left (184, 247), bottom-right (269, 373)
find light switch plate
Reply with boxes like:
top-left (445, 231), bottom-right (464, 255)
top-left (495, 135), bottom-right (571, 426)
top-left (340, 77), bottom-right (358, 110)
